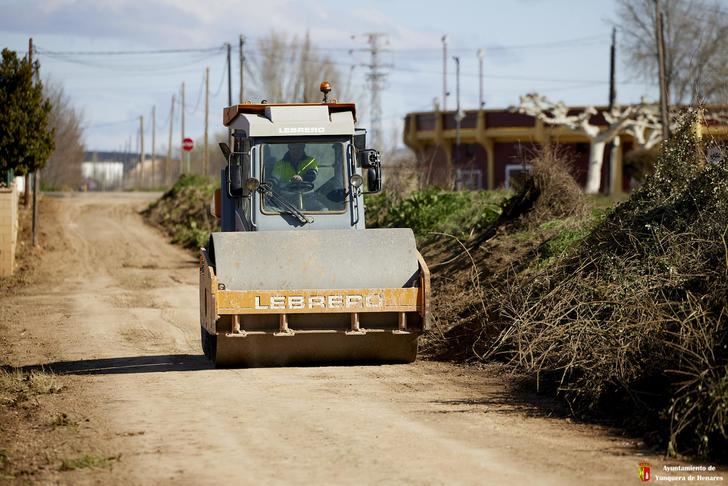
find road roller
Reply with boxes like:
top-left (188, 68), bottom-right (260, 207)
top-left (200, 82), bottom-right (430, 367)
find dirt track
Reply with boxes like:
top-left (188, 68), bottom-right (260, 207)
top-left (2, 193), bottom-right (668, 484)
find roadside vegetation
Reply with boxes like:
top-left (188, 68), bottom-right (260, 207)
top-left (480, 115), bottom-right (727, 459)
top-left (370, 114), bottom-right (727, 459)
top-left (366, 188), bottom-right (506, 240)
top-left (143, 174), bottom-right (219, 250)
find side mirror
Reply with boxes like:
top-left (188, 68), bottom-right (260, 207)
top-left (227, 153), bottom-right (243, 196)
top-left (222, 139), bottom-right (252, 198)
top-left (366, 166), bottom-right (382, 193)
top-left (218, 142), bottom-right (231, 159)
top-left (359, 149), bottom-right (382, 194)
top-left (220, 142), bottom-right (242, 196)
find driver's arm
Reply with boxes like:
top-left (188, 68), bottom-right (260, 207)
top-left (300, 158), bottom-right (318, 182)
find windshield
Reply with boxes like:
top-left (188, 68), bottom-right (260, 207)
top-left (260, 139), bottom-right (347, 214)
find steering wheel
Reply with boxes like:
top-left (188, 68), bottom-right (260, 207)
top-left (277, 180), bottom-right (315, 211)
top-left (279, 180), bottom-right (315, 194)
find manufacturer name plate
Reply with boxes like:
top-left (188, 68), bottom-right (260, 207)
top-left (215, 288), bottom-right (420, 315)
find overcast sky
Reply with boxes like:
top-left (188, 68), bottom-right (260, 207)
top-left (0, 0), bottom-right (658, 153)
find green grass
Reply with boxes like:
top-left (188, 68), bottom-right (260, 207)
top-left (366, 188), bottom-right (509, 240)
top-left (60, 454), bottom-right (119, 471)
top-left (0, 368), bottom-right (63, 405)
top-left (536, 208), bottom-right (610, 264)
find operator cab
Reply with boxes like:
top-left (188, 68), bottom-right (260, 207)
top-left (214, 82), bottom-right (382, 233)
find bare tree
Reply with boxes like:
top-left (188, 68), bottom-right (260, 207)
top-left (514, 93), bottom-right (663, 194)
top-left (617, 0), bottom-right (728, 104)
top-left (190, 129), bottom-right (228, 178)
top-left (246, 31), bottom-right (343, 103)
top-left (42, 81), bottom-right (84, 189)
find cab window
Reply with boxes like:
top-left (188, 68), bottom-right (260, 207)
top-left (261, 140), bottom-right (347, 213)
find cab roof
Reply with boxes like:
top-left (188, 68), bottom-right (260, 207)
top-left (223, 102), bottom-right (357, 127)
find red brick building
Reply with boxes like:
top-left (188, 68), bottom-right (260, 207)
top-left (403, 106), bottom-right (728, 194)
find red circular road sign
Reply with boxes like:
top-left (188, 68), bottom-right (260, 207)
top-left (182, 137), bottom-right (194, 152)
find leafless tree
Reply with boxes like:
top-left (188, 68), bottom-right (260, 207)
top-left (617, 0), bottom-right (728, 104)
top-left (190, 129), bottom-right (228, 178)
top-left (42, 81), bottom-right (84, 189)
top-left (514, 93), bottom-right (657, 194)
top-left (246, 31), bottom-right (343, 103)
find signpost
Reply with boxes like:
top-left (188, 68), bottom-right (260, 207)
top-left (182, 137), bottom-right (194, 174)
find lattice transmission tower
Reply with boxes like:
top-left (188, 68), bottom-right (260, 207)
top-left (358, 33), bottom-right (392, 148)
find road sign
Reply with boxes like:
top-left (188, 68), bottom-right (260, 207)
top-left (182, 137), bottom-right (194, 152)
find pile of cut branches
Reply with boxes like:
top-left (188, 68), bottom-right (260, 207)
top-left (425, 147), bottom-right (591, 359)
top-left (481, 113), bottom-right (728, 458)
top-left (143, 175), bottom-right (219, 250)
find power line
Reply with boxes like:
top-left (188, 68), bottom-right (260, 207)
top-left (240, 33), bottom-right (611, 54)
top-left (211, 53), bottom-right (228, 98)
top-left (85, 117), bottom-right (139, 129)
top-left (185, 70), bottom-right (206, 115)
top-left (35, 46), bottom-right (225, 56)
top-left (36, 49), bottom-right (224, 73)
top-left (242, 48), bottom-right (648, 88)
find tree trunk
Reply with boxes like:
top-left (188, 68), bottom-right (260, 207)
top-left (585, 140), bottom-right (606, 194)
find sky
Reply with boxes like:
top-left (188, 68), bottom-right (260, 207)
top-left (0, 0), bottom-right (660, 154)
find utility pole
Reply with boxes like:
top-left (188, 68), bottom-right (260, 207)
top-left (608, 27), bottom-right (617, 111)
top-left (25, 38), bottom-right (33, 209)
top-left (204, 66), bottom-right (209, 177)
top-left (442, 35), bottom-right (448, 112)
top-left (608, 27), bottom-right (619, 196)
top-left (358, 33), bottom-right (391, 148)
top-left (151, 105), bottom-right (156, 188)
top-left (477, 48), bottom-right (485, 109)
top-left (453, 56), bottom-right (462, 167)
top-left (181, 82), bottom-right (186, 174)
top-left (239, 35), bottom-right (245, 103)
top-left (29, 37), bottom-right (40, 246)
top-left (139, 115), bottom-right (145, 188)
top-left (226, 42), bottom-right (233, 146)
top-left (655, 0), bottom-right (670, 140)
top-left (166, 94), bottom-right (175, 185)
top-left (345, 65), bottom-right (356, 101)
top-left (227, 42), bottom-right (232, 107)
top-left (126, 135), bottom-right (132, 178)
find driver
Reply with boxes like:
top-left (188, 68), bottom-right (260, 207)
top-left (270, 143), bottom-right (318, 186)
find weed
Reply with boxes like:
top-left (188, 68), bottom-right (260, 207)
top-left (59, 454), bottom-right (119, 471)
top-left (50, 413), bottom-right (74, 427)
top-left (0, 368), bottom-right (63, 399)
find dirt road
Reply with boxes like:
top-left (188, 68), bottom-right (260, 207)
top-left (2, 193), bottom-right (666, 484)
